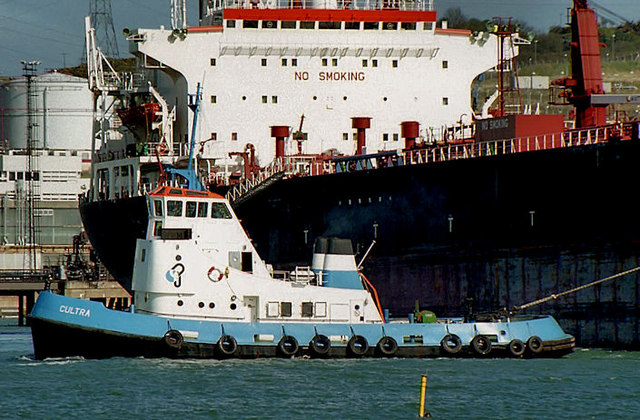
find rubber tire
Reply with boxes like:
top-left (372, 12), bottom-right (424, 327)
top-left (376, 336), bottom-right (398, 357)
top-left (471, 335), bottom-right (492, 355)
top-left (309, 334), bottom-right (331, 357)
top-left (508, 339), bottom-right (526, 357)
top-left (164, 329), bottom-right (184, 349)
top-left (440, 334), bottom-right (462, 355)
top-left (277, 335), bottom-right (299, 357)
top-left (527, 336), bottom-right (544, 355)
top-left (347, 335), bottom-right (369, 357)
top-left (217, 335), bottom-right (238, 357)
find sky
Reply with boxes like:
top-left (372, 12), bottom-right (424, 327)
top-left (1, 0), bottom-right (639, 77)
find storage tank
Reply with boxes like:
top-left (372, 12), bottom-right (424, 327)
top-left (0, 71), bottom-right (93, 150)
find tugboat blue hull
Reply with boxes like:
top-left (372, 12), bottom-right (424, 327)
top-left (30, 292), bottom-right (574, 360)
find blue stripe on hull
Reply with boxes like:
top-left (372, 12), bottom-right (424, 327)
top-left (29, 291), bottom-right (574, 359)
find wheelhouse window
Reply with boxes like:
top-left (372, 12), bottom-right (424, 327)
top-left (281, 302), bottom-right (292, 317)
top-left (301, 302), bottom-right (313, 317)
top-left (197, 202), bottom-right (208, 217)
top-left (211, 202), bottom-right (232, 219)
top-left (154, 200), bottom-right (163, 216)
top-left (167, 200), bottom-right (183, 217)
top-left (185, 201), bottom-right (197, 218)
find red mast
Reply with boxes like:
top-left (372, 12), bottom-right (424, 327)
top-left (554, 0), bottom-right (607, 127)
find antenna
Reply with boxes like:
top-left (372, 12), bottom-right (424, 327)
top-left (84, 0), bottom-right (119, 60)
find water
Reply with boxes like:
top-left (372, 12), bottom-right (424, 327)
top-left (1, 323), bottom-right (639, 419)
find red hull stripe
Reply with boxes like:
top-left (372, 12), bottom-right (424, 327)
top-left (223, 8), bottom-right (437, 23)
top-left (188, 25), bottom-right (223, 33)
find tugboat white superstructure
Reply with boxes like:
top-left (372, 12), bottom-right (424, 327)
top-left (31, 186), bottom-right (574, 359)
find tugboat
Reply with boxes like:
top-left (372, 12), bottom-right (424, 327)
top-left (30, 186), bottom-right (574, 359)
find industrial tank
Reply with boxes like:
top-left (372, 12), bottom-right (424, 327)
top-left (0, 71), bottom-right (93, 150)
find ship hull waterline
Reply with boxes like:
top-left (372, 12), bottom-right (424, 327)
top-left (29, 291), bottom-right (574, 360)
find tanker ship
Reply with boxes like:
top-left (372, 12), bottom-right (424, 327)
top-left (80, 0), bottom-right (640, 348)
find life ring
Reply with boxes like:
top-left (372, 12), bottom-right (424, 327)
top-left (347, 335), bottom-right (369, 357)
top-left (376, 336), bottom-right (398, 357)
top-left (157, 143), bottom-right (168, 155)
top-left (308, 334), bottom-right (331, 357)
top-left (207, 266), bottom-right (224, 282)
top-left (440, 334), bottom-right (462, 355)
top-left (164, 329), bottom-right (183, 349)
top-left (216, 335), bottom-right (238, 357)
top-left (471, 335), bottom-right (492, 356)
top-left (277, 335), bottom-right (299, 357)
top-left (508, 339), bottom-right (526, 357)
top-left (527, 336), bottom-right (544, 355)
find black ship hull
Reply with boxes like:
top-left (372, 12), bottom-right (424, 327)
top-left (79, 140), bottom-right (640, 348)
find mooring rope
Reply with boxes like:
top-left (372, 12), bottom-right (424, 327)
top-left (512, 265), bottom-right (640, 312)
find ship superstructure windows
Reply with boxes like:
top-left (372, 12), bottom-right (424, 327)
top-left (210, 58), bottom-right (216, 66)
top-left (167, 201), bottom-right (183, 217)
top-left (262, 95), bottom-right (268, 103)
top-left (362, 60), bottom-right (367, 67)
top-left (262, 20), bottom-right (277, 29)
top-left (401, 22), bottom-right (417, 30)
top-left (423, 22), bottom-right (434, 30)
top-left (442, 60), bottom-right (448, 69)
top-left (392, 60), bottom-right (398, 68)
top-left (281, 58), bottom-right (287, 66)
top-left (332, 58), bottom-right (338, 67)
top-left (384, 22), bottom-right (398, 30)
top-left (321, 58), bottom-right (328, 67)
top-left (319, 22), bottom-right (341, 30)
top-left (231, 132), bottom-right (238, 141)
top-left (442, 97), bottom-right (449, 105)
top-left (186, 201), bottom-right (197, 218)
top-left (261, 58), bottom-right (267, 67)
top-left (345, 22), bottom-right (360, 30)
top-left (243, 20), bottom-right (258, 29)
top-left (226, 20), bottom-right (235, 28)
top-left (291, 58), bottom-right (297, 66)
top-left (281, 21), bottom-right (296, 29)
top-left (364, 22), bottom-right (379, 30)
top-left (211, 202), bottom-right (232, 219)
top-left (271, 96), bottom-right (278, 104)
top-left (372, 60), bottom-right (378, 67)
top-left (197, 202), bottom-right (208, 217)
top-left (154, 200), bottom-right (163, 216)
top-left (210, 95), bottom-right (217, 104)
top-left (300, 21), bottom-right (315, 30)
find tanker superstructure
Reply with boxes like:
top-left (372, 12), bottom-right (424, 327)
top-left (80, 0), bottom-right (640, 349)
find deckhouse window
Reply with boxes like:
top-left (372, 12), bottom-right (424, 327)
top-left (197, 202), bottom-right (208, 217)
top-left (281, 21), bottom-right (296, 29)
top-left (301, 302), bottom-right (313, 317)
top-left (167, 200), bottom-right (183, 217)
top-left (300, 21), bottom-right (315, 29)
top-left (243, 20), bottom-right (258, 28)
top-left (319, 21), bottom-right (340, 30)
top-left (262, 20), bottom-right (277, 29)
top-left (281, 302), bottom-right (292, 317)
top-left (383, 22), bottom-right (398, 30)
top-left (154, 200), bottom-right (163, 216)
top-left (345, 22), bottom-right (360, 30)
top-left (186, 201), bottom-right (197, 218)
top-left (226, 20), bottom-right (236, 28)
top-left (364, 22), bottom-right (379, 30)
top-left (401, 22), bottom-right (416, 30)
top-left (211, 202), bottom-right (232, 219)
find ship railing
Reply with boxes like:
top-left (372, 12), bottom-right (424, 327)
top-left (271, 267), bottom-right (318, 285)
top-left (403, 124), bottom-right (616, 165)
top-left (215, 0), bottom-right (432, 12)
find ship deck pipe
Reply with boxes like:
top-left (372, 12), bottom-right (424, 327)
top-left (351, 117), bottom-right (371, 155)
top-left (401, 121), bottom-right (420, 149)
top-left (271, 126), bottom-right (290, 158)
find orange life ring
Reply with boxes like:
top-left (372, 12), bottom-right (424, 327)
top-left (207, 266), bottom-right (223, 282)
top-left (157, 143), bottom-right (168, 155)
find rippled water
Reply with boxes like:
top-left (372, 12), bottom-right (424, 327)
top-left (1, 324), bottom-right (639, 419)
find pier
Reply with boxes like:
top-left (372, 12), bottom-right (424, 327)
top-left (0, 270), bottom-right (60, 326)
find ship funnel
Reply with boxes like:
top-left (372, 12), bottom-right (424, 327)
top-left (351, 117), bottom-right (371, 155)
top-left (271, 125), bottom-right (290, 158)
top-left (401, 121), bottom-right (420, 149)
top-left (312, 237), bottom-right (363, 289)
